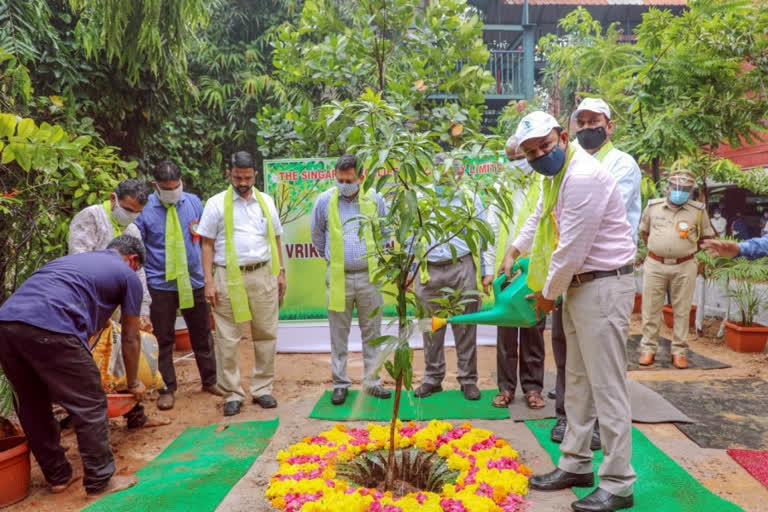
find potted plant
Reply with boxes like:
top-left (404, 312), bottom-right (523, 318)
top-left (0, 367), bottom-right (31, 508)
top-left (712, 257), bottom-right (768, 353)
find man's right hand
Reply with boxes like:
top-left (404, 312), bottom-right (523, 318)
top-left (499, 247), bottom-right (521, 278)
top-left (701, 239), bottom-right (739, 259)
top-left (128, 381), bottom-right (146, 402)
top-left (482, 275), bottom-right (494, 295)
top-left (204, 281), bottom-right (218, 309)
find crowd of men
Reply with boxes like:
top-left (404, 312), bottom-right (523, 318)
top-left (2, 97), bottom-right (768, 509)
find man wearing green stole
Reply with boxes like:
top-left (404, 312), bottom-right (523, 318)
top-left (131, 161), bottom-right (220, 412)
top-left (310, 153), bottom-right (391, 406)
top-left (199, 151), bottom-right (286, 417)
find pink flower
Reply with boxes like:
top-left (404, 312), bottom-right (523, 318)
top-left (416, 493), bottom-right (427, 505)
top-left (440, 498), bottom-right (469, 512)
top-left (487, 457), bottom-right (521, 472)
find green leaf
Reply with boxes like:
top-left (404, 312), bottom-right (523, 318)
top-left (10, 143), bottom-right (32, 171)
top-left (16, 118), bottom-right (36, 138)
top-left (1, 145), bottom-right (15, 164)
top-left (384, 360), bottom-right (395, 379)
top-left (367, 335), bottom-right (396, 348)
top-left (0, 114), bottom-right (17, 139)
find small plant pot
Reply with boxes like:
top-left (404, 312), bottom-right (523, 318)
top-left (662, 304), bottom-right (696, 329)
top-left (633, 293), bottom-right (642, 314)
top-left (175, 329), bottom-right (192, 351)
top-left (0, 435), bottom-right (31, 508)
top-left (723, 321), bottom-right (768, 353)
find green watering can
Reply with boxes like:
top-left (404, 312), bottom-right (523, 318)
top-left (430, 257), bottom-right (540, 332)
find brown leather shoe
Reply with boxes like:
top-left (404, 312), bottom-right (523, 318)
top-left (638, 352), bottom-right (655, 366)
top-left (672, 354), bottom-right (689, 369)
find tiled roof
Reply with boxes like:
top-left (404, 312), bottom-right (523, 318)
top-left (503, 1), bottom-right (687, 5)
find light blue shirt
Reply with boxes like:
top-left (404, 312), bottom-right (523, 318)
top-left (424, 189), bottom-right (487, 276)
top-left (599, 146), bottom-right (642, 242)
top-left (739, 234), bottom-right (768, 260)
top-left (311, 188), bottom-right (388, 272)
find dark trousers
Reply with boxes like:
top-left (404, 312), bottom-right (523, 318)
top-left (0, 321), bottom-right (114, 492)
top-left (149, 287), bottom-right (217, 394)
top-left (496, 316), bottom-right (545, 394)
top-left (552, 308), bottom-right (567, 418)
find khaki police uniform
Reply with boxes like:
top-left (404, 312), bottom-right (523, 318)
top-left (638, 198), bottom-right (715, 355)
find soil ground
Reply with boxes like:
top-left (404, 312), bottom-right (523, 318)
top-left (6, 314), bottom-right (768, 512)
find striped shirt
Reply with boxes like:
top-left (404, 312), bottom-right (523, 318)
top-left (511, 145), bottom-right (636, 300)
top-left (311, 188), bottom-right (388, 272)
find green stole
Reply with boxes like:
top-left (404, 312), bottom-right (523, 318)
top-left (595, 141), bottom-right (614, 162)
top-left (526, 145), bottom-right (576, 292)
top-left (327, 188), bottom-right (379, 312)
top-left (223, 186), bottom-right (280, 323)
top-left (163, 202), bottom-right (194, 309)
top-left (494, 175), bottom-right (542, 273)
top-left (102, 200), bottom-right (122, 237)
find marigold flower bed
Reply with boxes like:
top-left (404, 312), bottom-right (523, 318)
top-left (266, 420), bottom-right (531, 512)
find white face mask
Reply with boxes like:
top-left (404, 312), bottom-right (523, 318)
top-left (511, 158), bottom-right (533, 175)
top-left (714, 213), bottom-right (721, 218)
top-left (156, 182), bottom-right (183, 205)
top-left (112, 202), bottom-right (139, 226)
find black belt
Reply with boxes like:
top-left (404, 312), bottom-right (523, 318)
top-left (428, 255), bottom-right (469, 268)
top-left (216, 261), bottom-right (268, 272)
top-left (570, 264), bottom-right (633, 288)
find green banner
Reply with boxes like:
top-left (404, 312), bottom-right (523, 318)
top-left (264, 155), bottom-right (504, 320)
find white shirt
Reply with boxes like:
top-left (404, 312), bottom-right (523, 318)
top-left (481, 161), bottom-right (531, 273)
top-left (599, 146), bottom-right (642, 241)
top-left (512, 145), bottom-right (636, 300)
top-left (197, 189), bottom-right (284, 266)
top-left (711, 215), bottom-right (727, 236)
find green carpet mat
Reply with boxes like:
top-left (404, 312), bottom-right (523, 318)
top-left (309, 389), bottom-right (510, 421)
top-left (83, 418), bottom-right (279, 512)
top-left (526, 419), bottom-right (743, 511)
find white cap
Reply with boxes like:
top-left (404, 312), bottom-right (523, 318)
top-left (514, 111), bottom-right (561, 145)
top-left (574, 98), bottom-right (611, 119)
top-left (505, 135), bottom-right (517, 149)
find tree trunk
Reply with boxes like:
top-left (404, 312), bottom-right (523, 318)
top-left (651, 156), bottom-right (660, 183)
top-left (385, 369), bottom-right (404, 491)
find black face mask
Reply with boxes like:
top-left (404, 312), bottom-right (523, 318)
top-left (576, 127), bottom-right (607, 150)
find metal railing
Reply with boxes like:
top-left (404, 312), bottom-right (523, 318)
top-left (486, 49), bottom-right (525, 98)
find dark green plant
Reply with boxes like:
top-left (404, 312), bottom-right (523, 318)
top-left (711, 257), bottom-right (768, 327)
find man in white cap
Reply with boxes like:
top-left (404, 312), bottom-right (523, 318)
top-left (547, 98), bottom-right (642, 448)
top-left (500, 111), bottom-right (637, 512)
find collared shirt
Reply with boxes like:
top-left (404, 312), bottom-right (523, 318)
top-left (739, 234), bottom-right (768, 259)
top-left (512, 146), bottom-right (636, 300)
top-left (310, 188), bottom-right (388, 272)
top-left (638, 199), bottom-right (715, 259)
top-left (599, 146), bottom-right (642, 241)
top-left (132, 192), bottom-right (206, 291)
top-left (197, 188), bottom-right (284, 266)
top-left (425, 189), bottom-right (487, 276)
top-left (68, 203), bottom-right (151, 315)
top-left (0, 251), bottom-right (142, 348)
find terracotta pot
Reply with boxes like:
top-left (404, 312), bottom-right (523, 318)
top-left (0, 435), bottom-right (31, 508)
top-left (662, 304), bottom-right (696, 329)
top-left (174, 329), bottom-right (191, 351)
top-left (723, 320), bottom-right (768, 353)
top-left (633, 293), bottom-right (642, 314)
top-left (107, 393), bottom-right (137, 418)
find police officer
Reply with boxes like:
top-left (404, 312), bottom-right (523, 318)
top-left (638, 169), bottom-right (715, 369)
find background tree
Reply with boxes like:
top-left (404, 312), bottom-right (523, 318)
top-left (538, 1), bottom-right (768, 198)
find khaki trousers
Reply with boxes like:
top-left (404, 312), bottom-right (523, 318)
top-left (558, 272), bottom-right (636, 497)
top-left (415, 256), bottom-right (479, 387)
top-left (212, 264), bottom-right (278, 403)
top-left (327, 270), bottom-right (383, 389)
top-left (640, 258), bottom-right (697, 355)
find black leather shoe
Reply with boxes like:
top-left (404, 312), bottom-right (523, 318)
top-left (551, 417), bottom-right (567, 443)
top-left (364, 385), bottom-right (391, 399)
top-left (414, 382), bottom-right (443, 398)
top-left (548, 389), bottom-right (557, 400)
top-left (530, 468), bottom-right (594, 491)
top-left (591, 426), bottom-right (602, 451)
top-left (571, 487), bottom-right (633, 511)
top-left (331, 388), bottom-right (348, 405)
top-left (253, 394), bottom-right (277, 409)
top-left (461, 383), bottom-right (481, 401)
top-left (223, 401), bottom-right (242, 417)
